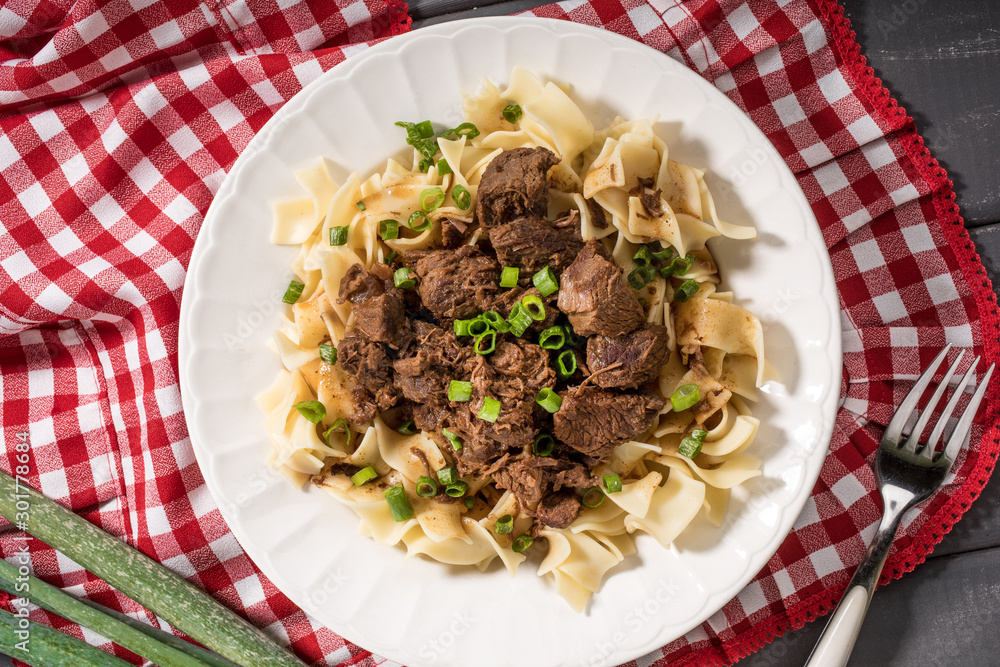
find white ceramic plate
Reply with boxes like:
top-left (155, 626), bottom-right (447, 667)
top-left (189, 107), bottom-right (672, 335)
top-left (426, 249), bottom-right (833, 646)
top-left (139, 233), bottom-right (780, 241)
top-left (179, 17), bottom-right (841, 667)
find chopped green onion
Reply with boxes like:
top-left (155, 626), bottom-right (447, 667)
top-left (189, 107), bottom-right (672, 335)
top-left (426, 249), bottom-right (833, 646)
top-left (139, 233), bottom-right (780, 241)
top-left (416, 475), bottom-right (438, 497)
top-left (507, 302), bottom-right (533, 337)
top-left (660, 253), bottom-right (695, 278)
top-left (468, 317), bottom-right (491, 337)
top-left (502, 104), bottom-right (523, 124)
top-left (437, 467), bottom-right (459, 486)
top-left (539, 325), bottom-right (566, 350)
top-left (633, 245), bottom-right (652, 267)
top-left (565, 323), bottom-right (583, 348)
top-left (582, 487), bottom-right (605, 508)
top-left (356, 200), bottom-right (366, 211)
top-left (351, 466), bottom-right (377, 486)
top-left (603, 474), bottom-right (623, 493)
top-left (421, 187), bottom-right (445, 212)
top-left (673, 279), bottom-right (700, 302)
top-left (649, 242), bottom-right (675, 263)
top-left (397, 420), bottom-right (417, 434)
top-left (452, 184), bottom-right (472, 210)
top-left (500, 266), bottom-right (520, 288)
top-left (440, 122), bottom-right (480, 140)
top-left (394, 267), bottom-right (416, 289)
top-left (482, 310), bottom-right (510, 332)
top-left (495, 514), bottom-right (514, 535)
top-left (379, 219), bottom-right (399, 240)
top-left (522, 294), bottom-right (546, 321)
top-left (671, 383), bottom-right (700, 412)
top-left (437, 159), bottom-right (452, 175)
top-left (384, 484), bottom-right (414, 521)
top-left (448, 380), bottom-right (473, 402)
top-left (512, 534), bottom-right (533, 552)
top-left (384, 250), bottom-right (398, 264)
top-left (691, 428), bottom-right (709, 443)
top-left (417, 157), bottom-right (434, 172)
top-left (454, 319), bottom-right (472, 337)
top-left (474, 331), bottom-right (497, 355)
top-left (463, 496), bottom-right (476, 509)
top-left (445, 481), bottom-right (469, 497)
top-left (329, 225), bottom-right (349, 246)
top-left (532, 433), bottom-right (555, 457)
top-left (292, 400), bottom-right (325, 423)
top-left (408, 210), bottom-right (432, 232)
top-left (282, 279), bottom-right (305, 304)
top-left (678, 436), bottom-right (703, 458)
top-left (627, 265), bottom-right (655, 289)
top-left (396, 120), bottom-right (438, 172)
top-left (532, 266), bottom-right (559, 297)
top-left (535, 388), bottom-right (562, 413)
top-left (478, 396), bottom-right (501, 422)
top-left (323, 418), bottom-right (351, 446)
top-left (556, 349), bottom-right (577, 379)
top-left (442, 428), bottom-right (462, 451)
top-left (319, 343), bottom-right (337, 366)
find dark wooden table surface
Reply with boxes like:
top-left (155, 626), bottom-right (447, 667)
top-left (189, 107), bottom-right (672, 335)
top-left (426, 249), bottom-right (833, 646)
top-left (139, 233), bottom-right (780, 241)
top-left (407, 1), bottom-right (1000, 666)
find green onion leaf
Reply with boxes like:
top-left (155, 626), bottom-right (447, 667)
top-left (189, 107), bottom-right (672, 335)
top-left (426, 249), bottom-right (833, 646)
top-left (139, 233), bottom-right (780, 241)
top-left (532, 266), bottom-right (559, 297)
top-left (535, 388), bottom-right (562, 413)
top-left (633, 245), bottom-right (652, 267)
top-left (394, 267), bottom-right (416, 289)
top-left (565, 323), bottom-right (583, 348)
top-left (319, 343), bottom-right (337, 366)
top-left (660, 252), bottom-right (695, 278)
top-left (448, 380), bottom-right (473, 402)
top-left (421, 187), bottom-right (445, 212)
top-left (468, 317), bottom-right (491, 337)
top-left (437, 159), bottom-right (452, 175)
top-left (474, 331), bottom-right (497, 355)
top-left (532, 433), bottom-right (555, 457)
top-left (329, 225), bottom-right (349, 246)
top-left (582, 487), bottom-right (605, 508)
top-left (512, 534), bottom-right (533, 553)
top-left (440, 122), bottom-right (480, 140)
top-left (691, 428), bottom-right (709, 443)
top-left (463, 496), bottom-right (476, 509)
top-left (437, 467), bottom-right (459, 486)
top-left (522, 294), bottom-right (546, 321)
top-left (538, 325), bottom-right (566, 350)
top-left (478, 396), bottom-right (501, 422)
top-left (384, 484), bottom-right (414, 521)
top-left (500, 266), bottom-right (520, 288)
top-left (351, 466), bottom-right (377, 486)
top-left (379, 219), bottom-right (399, 240)
top-left (481, 310), bottom-right (510, 332)
top-left (408, 210), bottom-right (432, 232)
top-left (627, 265), bottom-right (655, 289)
top-left (671, 383), bottom-right (700, 412)
top-left (323, 418), bottom-right (351, 446)
top-left (649, 242), bottom-right (675, 263)
top-left (416, 475), bottom-right (438, 497)
top-left (292, 400), bottom-right (325, 424)
top-left (356, 200), bottom-right (366, 211)
top-left (397, 420), bottom-right (417, 435)
top-left (556, 349), bottom-right (577, 379)
top-left (673, 278), bottom-right (700, 302)
top-left (678, 436), bottom-right (703, 458)
top-left (502, 104), bottom-right (523, 124)
top-left (452, 184), bottom-right (472, 210)
top-left (446, 481), bottom-right (469, 498)
top-left (282, 280), bottom-right (305, 304)
top-left (442, 428), bottom-right (462, 451)
top-left (603, 474), bottom-right (623, 493)
top-left (494, 514), bottom-right (514, 535)
top-left (507, 302), bottom-right (532, 337)
top-left (384, 250), bottom-right (398, 264)
top-left (454, 319), bottom-right (472, 337)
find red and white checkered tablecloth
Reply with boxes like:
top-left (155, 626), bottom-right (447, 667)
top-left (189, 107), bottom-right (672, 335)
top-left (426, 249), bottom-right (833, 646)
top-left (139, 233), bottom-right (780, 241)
top-left (1, 0), bottom-right (998, 665)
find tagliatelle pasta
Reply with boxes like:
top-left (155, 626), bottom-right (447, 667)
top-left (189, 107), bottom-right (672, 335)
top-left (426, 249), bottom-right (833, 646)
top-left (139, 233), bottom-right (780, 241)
top-left (258, 68), bottom-right (769, 611)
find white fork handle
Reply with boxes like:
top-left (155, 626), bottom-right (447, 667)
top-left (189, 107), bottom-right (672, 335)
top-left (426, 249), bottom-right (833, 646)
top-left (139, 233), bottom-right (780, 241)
top-left (804, 502), bottom-right (907, 667)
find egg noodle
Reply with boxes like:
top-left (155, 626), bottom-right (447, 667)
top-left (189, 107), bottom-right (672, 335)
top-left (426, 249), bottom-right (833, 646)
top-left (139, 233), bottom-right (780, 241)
top-left (257, 68), bottom-right (768, 611)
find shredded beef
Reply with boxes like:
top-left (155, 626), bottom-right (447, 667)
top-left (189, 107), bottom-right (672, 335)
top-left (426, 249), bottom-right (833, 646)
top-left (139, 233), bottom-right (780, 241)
top-left (556, 239), bottom-right (646, 337)
top-left (338, 331), bottom-right (400, 411)
top-left (392, 321), bottom-right (470, 404)
top-left (553, 386), bottom-right (665, 461)
top-left (476, 147), bottom-right (559, 228)
top-left (586, 324), bottom-right (672, 388)
top-left (488, 211), bottom-right (583, 274)
top-left (411, 246), bottom-right (500, 320)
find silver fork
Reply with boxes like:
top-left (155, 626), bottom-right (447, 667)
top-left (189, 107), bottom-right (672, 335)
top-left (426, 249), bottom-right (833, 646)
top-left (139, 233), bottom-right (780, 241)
top-left (805, 344), bottom-right (995, 667)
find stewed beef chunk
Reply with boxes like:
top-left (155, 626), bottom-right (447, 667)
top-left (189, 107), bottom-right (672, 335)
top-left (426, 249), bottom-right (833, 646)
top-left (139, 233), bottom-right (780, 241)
top-left (557, 239), bottom-right (645, 337)
top-left (338, 331), bottom-right (400, 411)
top-left (535, 490), bottom-right (582, 529)
top-left (476, 147), bottom-right (559, 228)
top-left (410, 246), bottom-right (500, 320)
top-left (338, 263), bottom-right (384, 304)
top-left (553, 386), bottom-right (665, 461)
top-left (337, 264), bottom-right (410, 349)
top-left (392, 320), bottom-right (470, 404)
top-left (494, 456), bottom-right (595, 509)
top-left (586, 324), bottom-right (672, 388)
top-left (488, 211), bottom-right (584, 274)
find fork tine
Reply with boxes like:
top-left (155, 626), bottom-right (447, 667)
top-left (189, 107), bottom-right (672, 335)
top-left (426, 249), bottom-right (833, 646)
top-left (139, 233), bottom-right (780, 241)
top-left (925, 357), bottom-right (979, 455)
top-left (909, 350), bottom-right (965, 457)
top-left (884, 344), bottom-right (951, 446)
top-left (941, 362), bottom-right (995, 466)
